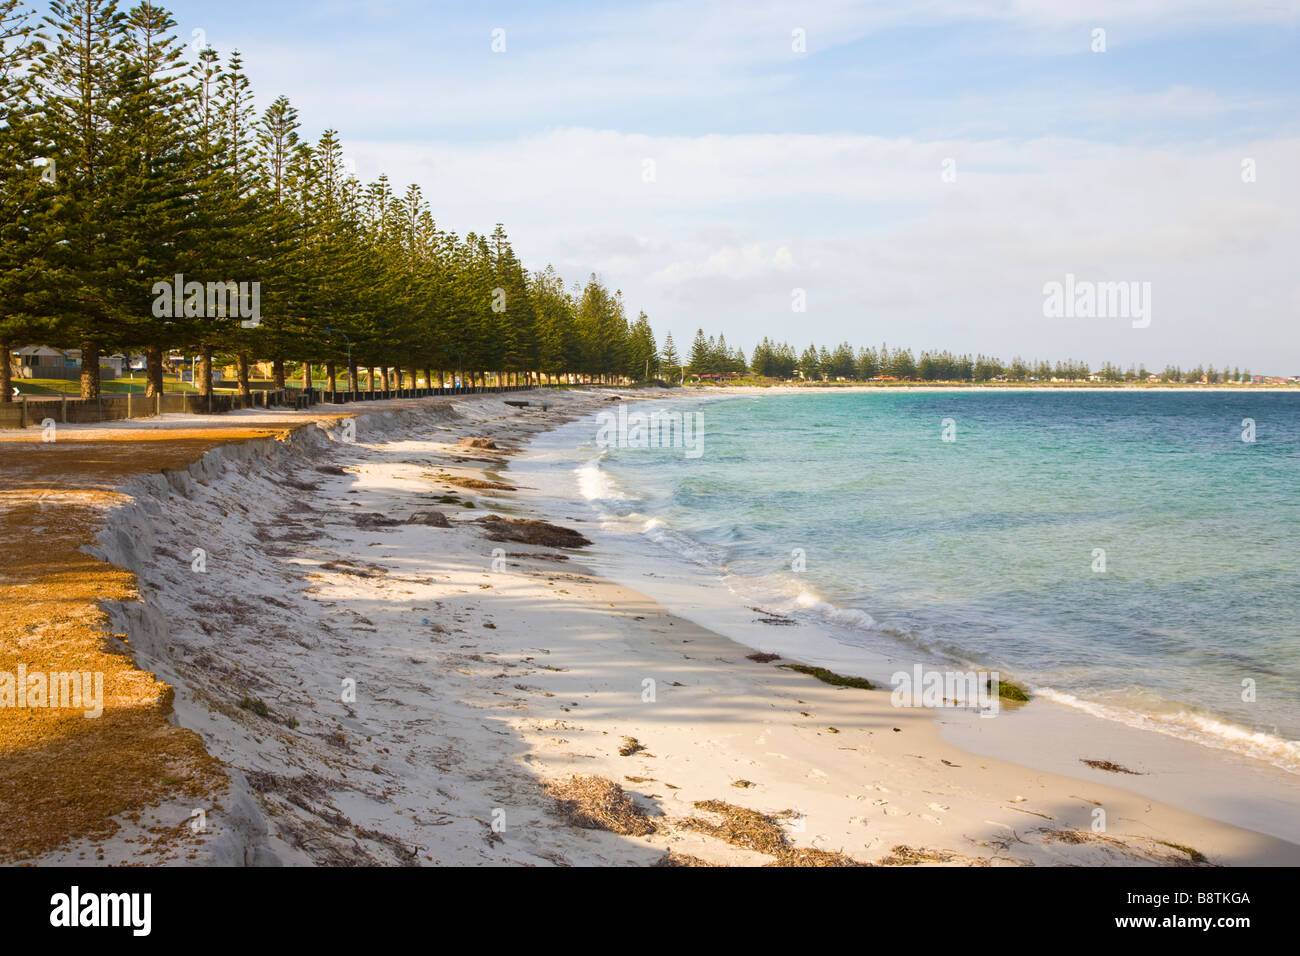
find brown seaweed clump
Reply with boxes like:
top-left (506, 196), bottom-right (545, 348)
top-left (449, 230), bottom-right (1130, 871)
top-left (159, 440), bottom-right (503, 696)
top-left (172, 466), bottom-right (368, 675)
top-left (437, 475), bottom-right (516, 491)
top-left (544, 776), bottom-right (656, 836)
top-left (680, 799), bottom-right (864, 867)
top-left (478, 515), bottom-right (591, 548)
top-left (654, 850), bottom-right (720, 867)
top-left (1081, 758), bottom-right (1142, 775)
top-left (778, 663), bottom-right (873, 690)
top-left (407, 511), bottom-right (451, 528)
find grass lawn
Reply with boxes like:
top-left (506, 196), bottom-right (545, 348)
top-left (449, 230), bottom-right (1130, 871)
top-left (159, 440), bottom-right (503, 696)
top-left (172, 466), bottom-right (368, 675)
top-left (15, 375), bottom-right (196, 396)
top-left (11, 375), bottom-right (282, 396)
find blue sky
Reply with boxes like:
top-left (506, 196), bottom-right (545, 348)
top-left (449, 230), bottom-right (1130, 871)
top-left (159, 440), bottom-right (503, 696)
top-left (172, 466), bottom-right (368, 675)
top-left (47, 1), bottom-right (1300, 372)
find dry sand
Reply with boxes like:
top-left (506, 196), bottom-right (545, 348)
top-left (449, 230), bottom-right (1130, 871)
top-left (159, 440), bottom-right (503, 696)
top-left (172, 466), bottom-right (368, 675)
top-left (4, 389), bottom-right (1297, 866)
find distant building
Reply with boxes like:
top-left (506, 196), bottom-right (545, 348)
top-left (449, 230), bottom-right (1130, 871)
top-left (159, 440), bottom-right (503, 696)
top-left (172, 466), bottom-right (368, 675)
top-left (690, 372), bottom-right (741, 382)
top-left (15, 346), bottom-right (124, 379)
top-left (14, 345), bottom-right (73, 378)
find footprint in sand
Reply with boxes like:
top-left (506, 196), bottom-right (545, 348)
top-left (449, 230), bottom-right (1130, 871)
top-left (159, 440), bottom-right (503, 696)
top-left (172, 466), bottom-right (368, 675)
top-left (927, 802), bottom-right (950, 813)
top-left (882, 806), bottom-right (908, 817)
top-left (919, 814), bottom-right (944, 825)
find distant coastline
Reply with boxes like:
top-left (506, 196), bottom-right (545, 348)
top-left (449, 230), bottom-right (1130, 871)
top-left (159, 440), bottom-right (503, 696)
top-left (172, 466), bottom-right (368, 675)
top-left (668, 381), bottom-right (1300, 391)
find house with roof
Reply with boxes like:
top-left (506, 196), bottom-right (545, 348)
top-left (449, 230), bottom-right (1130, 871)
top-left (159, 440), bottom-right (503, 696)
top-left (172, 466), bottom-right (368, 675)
top-left (14, 345), bottom-right (75, 379)
top-left (12, 346), bottom-right (125, 379)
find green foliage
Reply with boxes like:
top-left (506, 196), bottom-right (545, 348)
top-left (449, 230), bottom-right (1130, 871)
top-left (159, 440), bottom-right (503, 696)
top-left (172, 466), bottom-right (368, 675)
top-left (0, 0), bottom-right (662, 397)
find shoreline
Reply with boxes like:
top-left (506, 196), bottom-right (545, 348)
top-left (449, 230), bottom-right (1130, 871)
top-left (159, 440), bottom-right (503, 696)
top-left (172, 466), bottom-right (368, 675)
top-left (514, 391), bottom-right (1300, 845)
top-left (670, 384), bottom-right (1299, 393)
top-left (10, 389), bottom-right (1298, 865)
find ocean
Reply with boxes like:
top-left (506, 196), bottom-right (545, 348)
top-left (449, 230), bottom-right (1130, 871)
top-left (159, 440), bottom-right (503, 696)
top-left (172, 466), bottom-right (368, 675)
top-left (513, 389), bottom-right (1300, 774)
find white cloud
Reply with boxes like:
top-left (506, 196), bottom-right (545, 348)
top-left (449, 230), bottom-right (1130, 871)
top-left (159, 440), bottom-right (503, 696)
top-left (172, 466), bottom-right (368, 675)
top-left (651, 243), bottom-right (796, 284)
top-left (339, 127), bottom-right (1299, 370)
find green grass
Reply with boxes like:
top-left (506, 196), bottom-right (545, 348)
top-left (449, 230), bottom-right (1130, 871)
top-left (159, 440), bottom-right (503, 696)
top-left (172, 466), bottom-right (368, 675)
top-left (778, 663), bottom-right (873, 690)
top-left (16, 375), bottom-right (201, 396)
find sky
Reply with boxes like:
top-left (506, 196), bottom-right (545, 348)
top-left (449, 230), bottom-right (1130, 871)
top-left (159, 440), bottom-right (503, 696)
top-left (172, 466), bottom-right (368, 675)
top-left (56, 1), bottom-right (1300, 372)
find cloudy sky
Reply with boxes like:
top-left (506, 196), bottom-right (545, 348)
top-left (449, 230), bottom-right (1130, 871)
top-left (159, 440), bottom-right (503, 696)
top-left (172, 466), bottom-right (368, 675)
top-left (114, 1), bottom-right (1300, 372)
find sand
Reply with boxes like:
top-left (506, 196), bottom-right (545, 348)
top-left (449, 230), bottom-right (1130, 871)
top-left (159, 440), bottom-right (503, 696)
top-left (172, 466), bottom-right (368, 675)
top-left (4, 389), bottom-right (1298, 866)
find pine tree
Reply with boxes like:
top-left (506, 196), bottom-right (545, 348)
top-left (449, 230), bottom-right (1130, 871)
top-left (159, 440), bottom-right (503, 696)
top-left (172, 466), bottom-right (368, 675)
top-left (628, 310), bottom-right (657, 381)
top-left (659, 331), bottom-right (680, 382)
top-left (687, 328), bottom-right (710, 375)
top-left (115, 0), bottom-right (194, 398)
top-left (254, 93), bottom-right (304, 389)
top-left (0, 0), bottom-right (52, 401)
top-left (531, 265), bottom-right (575, 383)
top-left (36, 0), bottom-right (132, 398)
top-left (798, 344), bottom-right (818, 380)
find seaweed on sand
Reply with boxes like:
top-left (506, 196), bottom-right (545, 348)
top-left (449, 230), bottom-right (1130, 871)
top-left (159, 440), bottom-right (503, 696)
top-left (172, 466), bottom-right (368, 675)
top-left (544, 776), bottom-right (656, 836)
top-left (680, 799), bottom-right (863, 867)
top-left (477, 515), bottom-right (591, 548)
top-left (778, 663), bottom-right (873, 690)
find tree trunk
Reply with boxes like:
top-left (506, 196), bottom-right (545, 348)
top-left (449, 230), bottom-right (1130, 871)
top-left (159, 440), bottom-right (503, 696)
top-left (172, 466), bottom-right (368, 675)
top-left (302, 361), bottom-right (312, 391)
top-left (197, 345), bottom-right (213, 397)
top-left (0, 339), bottom-right (11, 402)
top-left (146, 346), bottom-right (164, 398)
top-left (79, 342), bottom-right (101, 400)
top-left (237, 353), bottom-right (252, 403)
top-left (272, 358), bottom-right (285, 389)
top-left (424, 367), bottom-right (432, 391)
top-left (348, 359), bottom-right (357, 394)
top-left (369, 367), bottom-right (378, 396)
top-left (393, 363), bottom-right (403, 394)
top-left (326, 361), bottom-right (337, 396)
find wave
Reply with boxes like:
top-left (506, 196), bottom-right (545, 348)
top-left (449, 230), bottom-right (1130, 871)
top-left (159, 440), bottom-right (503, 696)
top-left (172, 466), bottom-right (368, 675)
top-left (1034, 687), bottom-right (1300, 774)
top-left (575, 452), bottom-right (634, 506)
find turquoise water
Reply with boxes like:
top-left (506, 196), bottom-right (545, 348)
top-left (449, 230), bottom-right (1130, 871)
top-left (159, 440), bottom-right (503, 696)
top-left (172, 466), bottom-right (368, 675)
top-left (544, 390), bottom-right (1300, 772)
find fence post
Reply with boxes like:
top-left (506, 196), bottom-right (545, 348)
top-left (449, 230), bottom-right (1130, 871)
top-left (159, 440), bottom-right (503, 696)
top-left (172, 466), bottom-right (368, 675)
top-left (20, 395), bottom-right (27, 429)
top-left (127, 389), bottom-right (132, 419)
top-left (61, 395), bottom-right (67, 423)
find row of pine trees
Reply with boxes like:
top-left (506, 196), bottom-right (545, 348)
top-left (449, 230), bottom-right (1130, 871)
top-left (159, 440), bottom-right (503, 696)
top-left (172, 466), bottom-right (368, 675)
top-left (0, 0), bottom-right (664, 402)
top-left (691, 333), bottom-right (1250, 384)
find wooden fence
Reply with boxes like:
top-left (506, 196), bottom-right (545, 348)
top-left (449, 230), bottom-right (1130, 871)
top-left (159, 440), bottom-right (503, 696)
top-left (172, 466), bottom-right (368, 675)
top-left (0, 384), bottom-right (539, 430)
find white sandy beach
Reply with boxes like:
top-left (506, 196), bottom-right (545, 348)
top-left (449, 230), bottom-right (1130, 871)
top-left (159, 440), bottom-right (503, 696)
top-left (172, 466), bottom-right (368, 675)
top-left (35, 389), bottom-right (1300, 866)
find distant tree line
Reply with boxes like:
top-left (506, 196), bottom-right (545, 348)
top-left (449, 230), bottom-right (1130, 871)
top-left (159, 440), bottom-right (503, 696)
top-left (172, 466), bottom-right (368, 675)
top-left (0, 0), bottom-right (664, 402)
top-left (675, 332), bottom-right (1252, 384)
